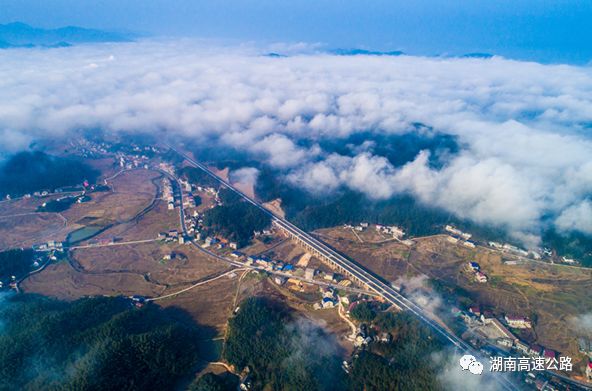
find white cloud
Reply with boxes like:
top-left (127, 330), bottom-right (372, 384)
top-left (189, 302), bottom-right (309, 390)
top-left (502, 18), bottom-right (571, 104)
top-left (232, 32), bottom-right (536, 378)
top-left (1, 40), bottom-right (591, 244)
top-left (433, 350), bottom-right (504, 391)
top-left (555, 200), bottom-right (592, 235)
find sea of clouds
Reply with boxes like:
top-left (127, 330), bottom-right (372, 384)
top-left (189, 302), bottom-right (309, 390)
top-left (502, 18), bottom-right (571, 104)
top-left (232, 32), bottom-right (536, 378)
top-left (0, 40), bottom-right (591, 245)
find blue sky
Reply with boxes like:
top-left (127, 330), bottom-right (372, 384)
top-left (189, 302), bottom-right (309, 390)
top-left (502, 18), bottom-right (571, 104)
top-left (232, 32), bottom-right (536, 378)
top-left (1, 0), bottom-right (591, 63)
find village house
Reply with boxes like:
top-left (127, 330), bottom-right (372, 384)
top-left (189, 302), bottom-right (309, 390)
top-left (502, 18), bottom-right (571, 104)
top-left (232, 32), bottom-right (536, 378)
top-left (543, 348), bottom-right (557, 359)
top-left (469, 306), bottom-right (482, 317)
top-left (282, 264), bottom-right (294, 273)
top-left (515, 340), bottom-right (530, 354)
top-left (163, 252), bottom-right (175, 261)
top-left (447, 236), bottom-right (459, 244)
top-left (504, 315), bottom-right (532, 329)
top-left (489, 241), bottom-right (503, 249)
top-left (444, 225), bottom-right (471, 240)
top-left (528, 344), bottom-right (543, 357)
top-left (496, 337), bottom-right (514, 349)
top-left (562, 256), bottom-right (576, 264)
top-left (490, 318), bottom-right (516, 342)
top-left (475, 271), bottom-right (488, 283)
top-left (463, 241), bottom-right (476, 248)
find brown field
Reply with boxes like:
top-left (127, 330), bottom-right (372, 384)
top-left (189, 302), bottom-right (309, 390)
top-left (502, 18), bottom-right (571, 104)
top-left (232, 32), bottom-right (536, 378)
top-left (0, 213), bottom-right (67, 249)
top-left (87, 157), bottom-right (119, 179)
top-left (0, 169), bottom-right (163, 250)
top-left (61, 169), bottom-right (160, 231)
top-left (316, 227), bottom-right (592, 358)
top-left (20, 241), bottom-right (236, 329)
top-left (90, 201), bottom-right (180, 242)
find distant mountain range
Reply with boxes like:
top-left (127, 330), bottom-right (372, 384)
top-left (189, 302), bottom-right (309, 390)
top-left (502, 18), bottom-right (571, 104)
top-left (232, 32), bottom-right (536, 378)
top-left (330, 48), bottom-right (405, 56)
top-left (461, 52), bottom-right (494, 59)
top-left (0, 22), bottom-right (132, 48)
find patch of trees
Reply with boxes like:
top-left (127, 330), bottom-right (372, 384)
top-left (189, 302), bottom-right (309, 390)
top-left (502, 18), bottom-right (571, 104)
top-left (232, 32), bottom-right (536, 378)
top-left (204, 189), bottom-right (271, 247)
top-left (194, 195), bottom-right (202, 207)
top-left (37, 197), bottom-right (76, 212)
top-left (178, 166), bottom-right (219, 189)
top-left (318, 129), bottom-right (460, 170)
top-left (350, 312), bottom-right (442, 391)
top-left (292, 191), bottom-right (456, 238)
top-left (0, 294), bottom-right (203, 390)
top-left (428, 278), bottom-right (473, 308)
top-left (224, 297), bottom-right (345, 390)
top-left (254, 167), bottom-right (454, 237)
top-left (188, 372), bottom-right (238, 391)
top-left (350, 301), bottom-right (378, 322)
top-left (0, 248), bottom-right (34, 281)
top-left (543, 229), bottom-right (592, 267)
top-left (0, 151), bottom-right (98, 197)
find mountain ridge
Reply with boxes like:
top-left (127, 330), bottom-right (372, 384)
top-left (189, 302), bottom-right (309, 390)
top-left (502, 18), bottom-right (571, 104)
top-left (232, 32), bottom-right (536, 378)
top-left (0, 22), bottom-right (132, 48)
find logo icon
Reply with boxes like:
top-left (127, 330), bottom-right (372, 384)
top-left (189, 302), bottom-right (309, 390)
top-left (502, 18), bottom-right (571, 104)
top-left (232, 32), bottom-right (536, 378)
top-left (460, 354), bottom-right (483, 375)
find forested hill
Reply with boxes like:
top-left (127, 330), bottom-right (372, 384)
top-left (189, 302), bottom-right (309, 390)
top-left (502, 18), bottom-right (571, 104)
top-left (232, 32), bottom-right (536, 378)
top-left (222, 296), bottom-right (444, 390)
top-left (204, 188), bottom-right (271, 247)
top-left (223, 296), bottom-right (346, 390)
top-left (0, 151), bottom-right (98, 197)
top-left (0, 294), bottom-right (205, 390)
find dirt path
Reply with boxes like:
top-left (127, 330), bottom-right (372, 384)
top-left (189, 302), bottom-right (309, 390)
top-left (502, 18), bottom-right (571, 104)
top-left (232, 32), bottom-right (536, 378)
top-left (148, 268), bottom-right (246, 302)
top-left (337, 300), bottom-right (357, 340)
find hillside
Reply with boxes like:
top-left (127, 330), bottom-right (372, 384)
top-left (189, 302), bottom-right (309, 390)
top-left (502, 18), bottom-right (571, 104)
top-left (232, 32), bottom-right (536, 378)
top-left (0, 294), bottom-right (203, 390)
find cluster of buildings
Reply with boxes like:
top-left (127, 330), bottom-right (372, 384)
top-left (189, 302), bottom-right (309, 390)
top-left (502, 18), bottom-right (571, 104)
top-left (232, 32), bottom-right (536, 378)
top-left (445, 225), bottom-right (476, 248)
top-left (117, 153), bottom-right (149, 170)
top-left (375, 224), bottom-right (405, 239)
top-left (560, 256), bottom-right (578, 265)
top-left (460, 306), bottom-right (556, 360)
top-left (157, 230), bottom-right (187, 245)
top-left (178, 178), bottom-right (200, 209)
top-left (6, 184), bottom-right (93, 201)
top-left (69, 139), bottom-right (110, 158)
top-left (504, 314), bottom-right (533, 329)
top-left (342, 223), bottom-right (413, 245)
top-left (489, 241), bottom-right (559, 264)
top-left (313, 287), bottom-right (339, 310)
top-left (467, 261), bottom-right (488, 283)
top-left (162, 178), bottom-right (175, 210)
top-left (243, 254), bottom-right (294, 273)
top-left (489, 241), bottom-right (530, 257)
top-left (183, 209), bottom-right (206, 240)
top-left (490, 241), bottom-right (580, 265)
top-left (352, 321), bottom-right (393, 347)
top-left (33, 240), bottom-right (64, 252)
top-left (158, 162), bottom-right (176, 177)
top-left (203, 236), bottom-right (238, 250)
top-left (344, 222), bottom-right (370, 231)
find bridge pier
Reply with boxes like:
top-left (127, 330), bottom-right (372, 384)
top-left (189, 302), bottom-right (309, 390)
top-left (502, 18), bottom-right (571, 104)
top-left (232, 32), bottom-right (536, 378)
top-left (276, 224), bottom-right (371, 290)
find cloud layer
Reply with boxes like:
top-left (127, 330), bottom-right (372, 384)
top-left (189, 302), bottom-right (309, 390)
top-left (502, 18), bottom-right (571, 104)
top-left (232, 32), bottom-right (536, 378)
top-left (1, 41), bottom-right (591, 244)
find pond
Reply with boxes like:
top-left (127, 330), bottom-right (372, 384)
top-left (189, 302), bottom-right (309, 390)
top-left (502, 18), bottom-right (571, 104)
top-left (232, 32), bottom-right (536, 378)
top-left (67, 226), bottom-right (107, 244)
